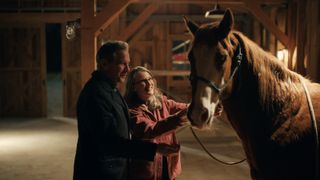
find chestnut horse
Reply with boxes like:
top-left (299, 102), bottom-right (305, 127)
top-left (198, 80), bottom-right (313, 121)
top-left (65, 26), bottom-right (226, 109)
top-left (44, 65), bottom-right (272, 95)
top-left (184, 9), bottom-right (319, 180)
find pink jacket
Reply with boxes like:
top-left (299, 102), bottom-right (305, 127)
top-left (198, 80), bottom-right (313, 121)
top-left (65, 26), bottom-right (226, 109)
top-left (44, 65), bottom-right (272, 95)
top-left (128, 96), bottom-right (188, 180)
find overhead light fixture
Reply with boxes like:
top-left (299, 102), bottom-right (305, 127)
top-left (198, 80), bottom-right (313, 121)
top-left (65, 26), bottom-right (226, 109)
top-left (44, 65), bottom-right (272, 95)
top-left (204, 0), bottom-right (224, 19)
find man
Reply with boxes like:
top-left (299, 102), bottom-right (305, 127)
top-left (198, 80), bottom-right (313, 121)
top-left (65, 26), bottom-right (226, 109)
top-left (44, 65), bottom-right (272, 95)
top-left (73, 40), bottom-right (179, 180)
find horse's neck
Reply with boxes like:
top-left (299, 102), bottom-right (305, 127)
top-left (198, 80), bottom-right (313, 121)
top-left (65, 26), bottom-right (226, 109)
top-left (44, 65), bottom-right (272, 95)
top-left (241, 34), bottom-right (301, 110)
top-left (226, 33), bottom-right (303, 136)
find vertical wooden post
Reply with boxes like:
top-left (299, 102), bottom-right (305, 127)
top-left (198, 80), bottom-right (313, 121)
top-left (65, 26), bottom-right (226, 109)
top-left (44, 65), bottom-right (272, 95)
top-left (81, 0), bottom-right (96, 86)
top-left (295, 0), bottom-right (307, 75)
top-left (306, 0), bottom-right (320, 82)
top-left (40, 24), bottom-right (47, 116)
top-left (287, 0), bottom-right (297, 70)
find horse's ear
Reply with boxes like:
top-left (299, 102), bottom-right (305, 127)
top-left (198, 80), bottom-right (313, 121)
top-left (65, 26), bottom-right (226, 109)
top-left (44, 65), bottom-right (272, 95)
top-left (183, 16), bottom-right (199, 36)
top-left (217, 8), bottom-right (234, 39)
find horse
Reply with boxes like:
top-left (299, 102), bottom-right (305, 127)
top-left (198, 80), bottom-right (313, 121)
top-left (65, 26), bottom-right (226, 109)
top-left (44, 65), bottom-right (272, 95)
top-left (184, 9), bottom-right (319, 180)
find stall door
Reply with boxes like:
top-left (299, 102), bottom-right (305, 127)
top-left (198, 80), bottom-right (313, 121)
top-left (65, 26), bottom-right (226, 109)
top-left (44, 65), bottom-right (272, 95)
top-left (0, 24), bottom-right (47, 117)
top-left (61, 25), bottom-right (81, 117)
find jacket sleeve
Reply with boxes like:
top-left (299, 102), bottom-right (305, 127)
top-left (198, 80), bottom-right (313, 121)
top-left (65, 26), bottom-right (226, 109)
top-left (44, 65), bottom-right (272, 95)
top-left (81, 88), bottom-right (157, 161)
top-left (98, 110), bottom-right (157, 160)
top-left (129, 99), bottom-right (188, 139)
top-left (164, 97), bottom-right (188, 114)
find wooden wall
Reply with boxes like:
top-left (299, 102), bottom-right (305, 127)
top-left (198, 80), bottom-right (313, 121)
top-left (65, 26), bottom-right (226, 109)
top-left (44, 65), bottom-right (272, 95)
top-left (0, 24), bottom-right (46, 117)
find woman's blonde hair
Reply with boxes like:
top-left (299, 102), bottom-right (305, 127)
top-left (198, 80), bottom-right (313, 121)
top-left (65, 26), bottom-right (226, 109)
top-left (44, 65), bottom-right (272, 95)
top-left (125, 66), bottom-right (162, 110)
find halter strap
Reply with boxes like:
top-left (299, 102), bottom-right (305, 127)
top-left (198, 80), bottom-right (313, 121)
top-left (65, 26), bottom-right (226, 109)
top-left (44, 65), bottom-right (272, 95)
top-left (300, 77), bottom-right (319, 180)
top-left (190, 44), bottom-right (243, 93)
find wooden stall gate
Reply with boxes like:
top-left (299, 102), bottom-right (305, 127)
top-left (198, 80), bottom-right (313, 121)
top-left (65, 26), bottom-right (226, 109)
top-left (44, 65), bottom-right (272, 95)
top-left (0, 24), bottom-right (47, 117)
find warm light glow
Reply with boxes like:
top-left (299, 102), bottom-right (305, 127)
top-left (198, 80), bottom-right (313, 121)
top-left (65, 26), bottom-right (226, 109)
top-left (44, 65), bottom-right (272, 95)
top-left (277, 49), bottom-right (288, 66)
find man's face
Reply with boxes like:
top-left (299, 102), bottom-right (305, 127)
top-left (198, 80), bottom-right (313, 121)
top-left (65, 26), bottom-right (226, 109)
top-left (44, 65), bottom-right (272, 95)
top-left (102, 49), bottom-right (131, 83)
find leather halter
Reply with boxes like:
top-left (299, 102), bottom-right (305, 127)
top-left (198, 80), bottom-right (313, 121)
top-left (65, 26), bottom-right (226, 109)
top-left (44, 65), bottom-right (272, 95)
top-left (189, 43), bottom-right (243, 94)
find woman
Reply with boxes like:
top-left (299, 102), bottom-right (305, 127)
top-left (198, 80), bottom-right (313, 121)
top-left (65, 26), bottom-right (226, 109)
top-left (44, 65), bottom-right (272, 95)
top-left (125, 66), bottom-right (189, 180)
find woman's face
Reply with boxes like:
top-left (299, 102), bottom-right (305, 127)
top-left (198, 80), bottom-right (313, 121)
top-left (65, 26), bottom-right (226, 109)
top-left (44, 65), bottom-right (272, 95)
top-left (133, 71), bottom-right (155, 102)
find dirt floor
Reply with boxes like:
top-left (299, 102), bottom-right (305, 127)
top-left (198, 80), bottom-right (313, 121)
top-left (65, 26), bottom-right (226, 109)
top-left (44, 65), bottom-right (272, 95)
top-left (0, 116), bottom-right (250, 180)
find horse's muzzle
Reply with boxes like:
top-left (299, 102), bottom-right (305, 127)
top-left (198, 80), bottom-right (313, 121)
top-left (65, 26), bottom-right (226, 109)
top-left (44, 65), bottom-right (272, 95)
top-left (187, 105), bottom-right (209, 129)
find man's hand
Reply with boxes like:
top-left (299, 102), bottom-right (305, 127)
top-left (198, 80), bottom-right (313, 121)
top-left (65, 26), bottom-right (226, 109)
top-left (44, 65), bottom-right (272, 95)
top-left (156, 143), bottom-right (180, 156)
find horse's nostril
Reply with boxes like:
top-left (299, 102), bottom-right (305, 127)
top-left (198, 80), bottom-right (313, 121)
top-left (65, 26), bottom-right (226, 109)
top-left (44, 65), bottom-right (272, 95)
top-left (200, 109), bottom-right (209, 121)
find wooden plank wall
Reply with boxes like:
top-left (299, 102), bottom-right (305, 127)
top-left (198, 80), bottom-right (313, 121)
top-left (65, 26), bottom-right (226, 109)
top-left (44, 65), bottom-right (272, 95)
top-left (0, 24), bottom-right (46, 117)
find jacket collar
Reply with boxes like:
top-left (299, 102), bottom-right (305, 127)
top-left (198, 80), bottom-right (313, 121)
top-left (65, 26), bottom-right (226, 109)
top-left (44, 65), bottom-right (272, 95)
top-left (92, 70), bottom-right (117, 91)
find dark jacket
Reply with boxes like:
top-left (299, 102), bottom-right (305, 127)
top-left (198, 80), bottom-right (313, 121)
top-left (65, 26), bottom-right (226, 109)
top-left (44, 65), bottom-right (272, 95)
top-left (73, 71), bottom-right (157, 180)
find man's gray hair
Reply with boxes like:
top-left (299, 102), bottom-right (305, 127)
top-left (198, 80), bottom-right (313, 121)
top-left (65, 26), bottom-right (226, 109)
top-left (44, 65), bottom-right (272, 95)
top-left (96, 40), bottom-right (129, 66)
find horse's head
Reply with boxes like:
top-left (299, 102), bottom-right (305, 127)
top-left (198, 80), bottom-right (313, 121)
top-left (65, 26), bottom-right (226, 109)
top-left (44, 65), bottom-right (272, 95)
top-left (184, 9), bottom-right (241, 129)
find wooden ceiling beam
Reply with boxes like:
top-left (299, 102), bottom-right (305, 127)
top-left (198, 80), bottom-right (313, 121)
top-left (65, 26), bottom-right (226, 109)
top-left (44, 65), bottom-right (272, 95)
top-left (93, 0), bottom-right (131, 36)
top-left (130, 21), bottom-right (156, 43)
top-left (244, 0), bottom-right (290, 47)
top-left (0, 13), bottom-right (80, 23)
top-left (116, 3), bottom-right (159, 41)
top-left (78, 0), bottom-right (289, 85)
top-left (131, 0), bottom-right (286, 4)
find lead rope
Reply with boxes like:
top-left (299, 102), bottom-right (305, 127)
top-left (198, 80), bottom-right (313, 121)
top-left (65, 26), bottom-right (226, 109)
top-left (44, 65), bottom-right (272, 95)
top-left (159, 87), bottom-right (246, 165)
top-left (300, 77), bottom-right (319, 180)
top-left (189, 127), bottom-right (246, 165)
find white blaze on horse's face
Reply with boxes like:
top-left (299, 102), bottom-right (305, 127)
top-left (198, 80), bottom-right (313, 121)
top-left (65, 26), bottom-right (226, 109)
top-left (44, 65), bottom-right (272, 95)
top-left (189, 43), bottom-right (223, 128)
top-left (184, 9), bottom-right (234, 129)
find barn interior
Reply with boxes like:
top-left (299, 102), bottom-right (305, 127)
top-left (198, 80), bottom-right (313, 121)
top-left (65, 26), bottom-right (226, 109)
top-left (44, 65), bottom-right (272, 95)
top-left (0, 0), bottom-right (319, 179)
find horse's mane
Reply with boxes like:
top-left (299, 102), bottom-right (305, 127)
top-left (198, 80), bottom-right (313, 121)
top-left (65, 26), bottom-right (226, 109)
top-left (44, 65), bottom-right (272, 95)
top-left (229, 31), bottom-right (303, 114)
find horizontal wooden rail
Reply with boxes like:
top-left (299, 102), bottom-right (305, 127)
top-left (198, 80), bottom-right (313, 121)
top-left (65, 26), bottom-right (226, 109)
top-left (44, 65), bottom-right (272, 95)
top-left (151, 70), bottom-right (190, 76)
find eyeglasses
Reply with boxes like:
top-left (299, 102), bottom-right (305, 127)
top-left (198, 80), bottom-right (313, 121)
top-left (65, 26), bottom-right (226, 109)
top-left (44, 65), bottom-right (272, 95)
top-left (134, 77), bottom-right (154, 85)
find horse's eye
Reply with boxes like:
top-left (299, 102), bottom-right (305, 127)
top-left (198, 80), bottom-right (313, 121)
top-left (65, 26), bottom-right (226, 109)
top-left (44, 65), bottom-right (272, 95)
top-left (215, 53), bottom-right (227, 65)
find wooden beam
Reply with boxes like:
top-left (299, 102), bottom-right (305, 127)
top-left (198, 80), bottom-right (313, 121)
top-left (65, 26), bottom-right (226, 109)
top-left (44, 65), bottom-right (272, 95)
top-left (81, 0), bottom-right (96, 86)
top-left (305, 0), bottom-right (319, 82)
top-left (130, 22), bottom-right (156, 43)
top-left (132, 0), bottom-right (286, 4)
top-left (117, 3), bottom-right (159, 41)
top-left (151, 70), bottom-right (189, 76)
top-left (127, 13), bottom-right (249, 23)
top-left (295, 0), bottom-right (307, 75)
top-left (287, 1), bottom-right (297, 70)
top-left (94, 0), bottom-right (131, 36)
top-left (244, 0), bottom-right (290, 47)
top-left (0, 13), bottom-right (80, 23)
